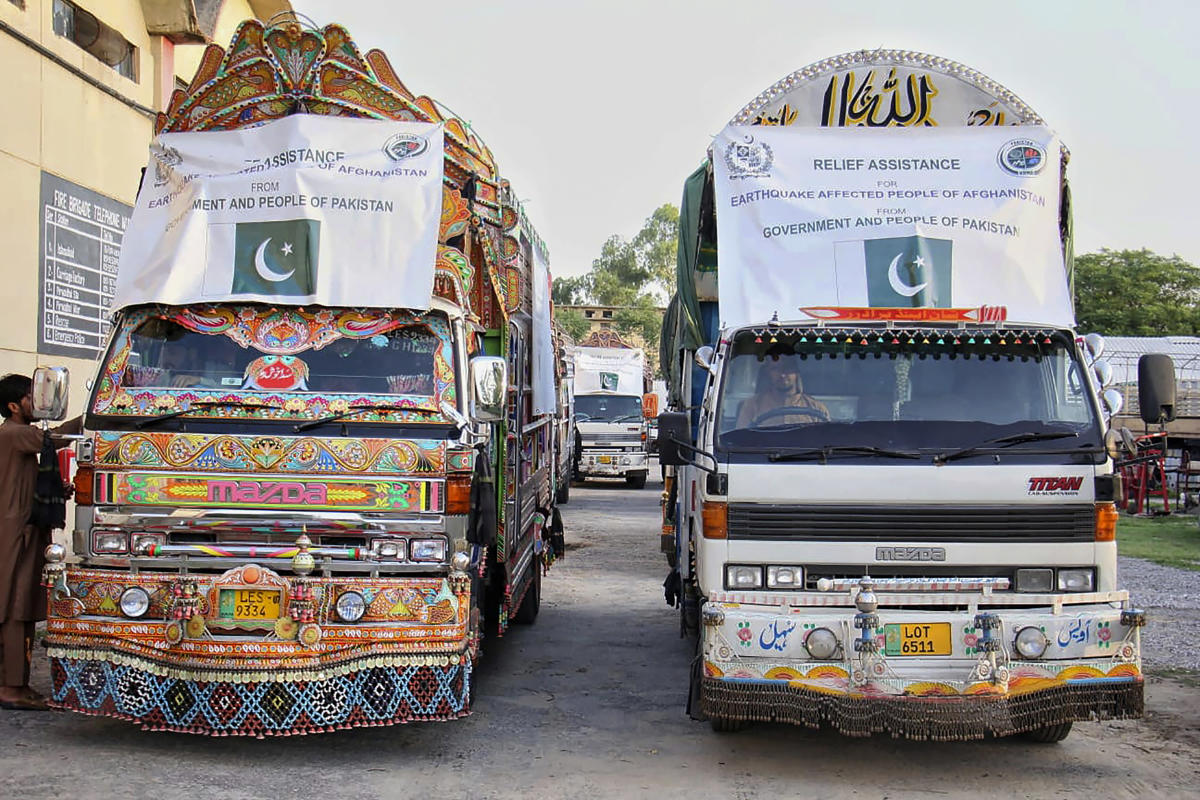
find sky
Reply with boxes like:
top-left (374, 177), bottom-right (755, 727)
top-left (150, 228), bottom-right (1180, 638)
top-left (294, 0), bottom-right (1200, 279)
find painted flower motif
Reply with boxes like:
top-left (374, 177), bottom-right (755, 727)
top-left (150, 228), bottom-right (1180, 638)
top-left (329, 398), bottom-right (350, 413)
top-left (285, 398), bottom-right (308, 413)
top-left (737, 621), bottom-right (752, 645)
top-left (964, 633), bottom-right (979, 648)
top-left (113, 393), bottom-right (133, 408)
top-left (1098, 627), bottom-right (1111, 642)
top-left (155, 395), bottom-right (176, 409)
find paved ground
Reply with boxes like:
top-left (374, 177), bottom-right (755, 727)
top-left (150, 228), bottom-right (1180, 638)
top-left (3, 473), bottom-right (1199, 799)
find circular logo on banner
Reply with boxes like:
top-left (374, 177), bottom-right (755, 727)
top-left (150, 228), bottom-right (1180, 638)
top-left (997, 138), bottom-right (1047, 176)
top-left (724, 136), bottom-right (773, 179)
top-left (383, 133), bottom-right (429, 161)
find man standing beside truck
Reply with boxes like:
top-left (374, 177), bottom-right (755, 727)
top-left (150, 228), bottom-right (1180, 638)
top-left (0, 374), bottom-right (78, 711)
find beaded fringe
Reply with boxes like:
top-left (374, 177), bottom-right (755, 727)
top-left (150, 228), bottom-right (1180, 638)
top-left (700, 678), bottom-right (1144, 741)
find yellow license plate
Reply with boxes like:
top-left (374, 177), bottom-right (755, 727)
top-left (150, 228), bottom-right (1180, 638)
top-left (219, 589), bottom-right (282, 621)
top-left (884, 622), bottom-right (952, 656)
top-left (598, 456), bottom-right (613, 464)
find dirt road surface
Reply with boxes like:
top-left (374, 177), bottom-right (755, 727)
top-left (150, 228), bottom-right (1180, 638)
top-left (3, 474), bottom-right (1198, 799)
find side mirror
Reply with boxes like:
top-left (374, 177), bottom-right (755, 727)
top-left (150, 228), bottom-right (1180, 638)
top-left (469, 356), bottom-right (507, 422)
top-left (1137, 353), bottom-right (1176, 424)
top-left (694, 345), bottom-right (716, 376)
top-left (32, 366), bottom-right (69, 421)
top-left (656, 411), bottom-right (690, 466)
top-left (1092, 360), bottom-right (1114, 389)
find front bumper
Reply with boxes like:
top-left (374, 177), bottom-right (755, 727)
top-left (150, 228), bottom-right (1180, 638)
top-left (44, 565), bottom-right (473, 736)
top-left (578, 450), bottom-right (647, 477)
top-left (699, 596), bottom-right (1144, 739)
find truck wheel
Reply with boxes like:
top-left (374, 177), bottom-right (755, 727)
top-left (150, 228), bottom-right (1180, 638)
top-left (513, 565), bottom-right (541, 624)
top-left (626, 473), bottom-right (647, 489)
top-left (555, 478), bottom-right (570, 505)
top-left (1023, 722), bottom-right (1072, 743)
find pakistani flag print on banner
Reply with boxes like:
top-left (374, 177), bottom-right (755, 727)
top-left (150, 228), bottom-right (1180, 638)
top-left (231, 219), bottom-right (319, 297)
top-left (600, 372), bottom-right (620, 391)
top-left (862, 236), bottom-right (952, 307)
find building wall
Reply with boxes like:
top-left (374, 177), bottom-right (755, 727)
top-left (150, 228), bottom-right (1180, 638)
top-left (0, 0), bottom-right (278, 416)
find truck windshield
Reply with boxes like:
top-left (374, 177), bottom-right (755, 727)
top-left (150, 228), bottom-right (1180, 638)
top-left (90, 305), bottom-right (457, 425)
top-left (716, 328), bottom-right (1102, 461)
top-left (576, 395), bottom-right (642, 422)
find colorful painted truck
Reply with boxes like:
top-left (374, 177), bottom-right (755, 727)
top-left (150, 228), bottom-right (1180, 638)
top-left (658, 50), bottom-right (1159, 741)
top-left (40, 19), bottom-right (562, 737)
top-left (573, 332), bottom-right (650, 489)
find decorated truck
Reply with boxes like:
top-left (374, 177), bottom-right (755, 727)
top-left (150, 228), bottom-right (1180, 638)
top-left (658, 50), bottom-right (1158, 741)
top-left (573, 332), bottom-right (650, 489)
top-left (39, 19), bottom-right (562, 737)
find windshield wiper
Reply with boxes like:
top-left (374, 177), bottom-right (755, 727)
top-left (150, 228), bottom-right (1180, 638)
top-left (769, 445), bottom-right (920, 463)
top-left (294, 403), bottom-right (441, 433)
top-left (611, 413), bottom-right (642, 423)
top-left (134, 400), bottom-right (284, 429)
top-left (934, 431), bottom-right (1081, 465)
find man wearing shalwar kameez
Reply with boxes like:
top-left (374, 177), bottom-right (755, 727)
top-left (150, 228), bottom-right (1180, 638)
top-left (0, 374), bottom-right (80, 710)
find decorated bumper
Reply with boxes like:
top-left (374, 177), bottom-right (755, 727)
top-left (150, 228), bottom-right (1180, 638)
top-left (42, 560), bottom-right (473, 737)
top-left (579, 451), bottom-right (647, 475)
top-left (699, 595), bottom-right (1145, 739)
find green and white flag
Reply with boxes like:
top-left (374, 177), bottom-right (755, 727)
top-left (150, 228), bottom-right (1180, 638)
top-left (115, 115), bottom-right (443, 310)
top-left (228, 219), bottom-right (319, 297)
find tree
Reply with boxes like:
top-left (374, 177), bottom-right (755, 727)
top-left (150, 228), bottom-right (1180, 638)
top-left (552, 275), bottom-right (589, 306)
top-left (556, 307), bottom-right (590, 341)
top-left (632, 204), bottom-right (680, 302)
top-left (1074, 249), bottom-right (1200, 335)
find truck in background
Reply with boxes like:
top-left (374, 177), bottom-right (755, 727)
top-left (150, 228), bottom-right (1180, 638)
top-left (39, 18), bottom-right (561, 737)
top-left (573, 331), bottom-right (651, 489)
top-left (658, 49), bottom-right (1161, 741)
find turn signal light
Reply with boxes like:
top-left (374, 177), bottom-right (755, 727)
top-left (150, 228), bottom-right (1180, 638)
top-left (74, 465), bottom-right (94, 506)
top-left (702, 501), bottom-right (727, 539)
top-left (446, 475), bottom-right (472, 515)
top-left (1094, 501), bottom-right (1118, 542)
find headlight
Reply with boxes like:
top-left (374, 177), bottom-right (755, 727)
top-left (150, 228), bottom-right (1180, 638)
top-left (803, 627), bottom-right (839, 660)
top-left (372, 539), bottom-right (405, 560)
top-left (119, 587), bottom-right (150, 618)
top-left (409, 538), bottom-right (447, 562)
top-left (725, 565), bottom-right (763, 589)
top-left (620, 456), bottom-right (631, 465)
top-left (334, 591), bottom-right (366, 622)
top-left (93, 531), bottom-right (128, 554)
top-left (1057, 568), bottom-right (1095, 592)
top-left (131, 533), bottom-right (165, 556)
top-left (1013, 626), bottom-right (1049, 659)
top-left (1014, 568), bottom-right (1054, 593)
top-left (766, 565), bottom-right (804, 589)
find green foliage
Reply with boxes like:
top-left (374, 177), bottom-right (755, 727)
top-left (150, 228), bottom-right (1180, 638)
top-left (552, 275), bottom-right (589, 306)
top-left (633, 204), bottom-right (680, 301)
top-left (555, 307), bottom-right (590, 341)
top-left (614, 297), bottom-right (662, 355)
top-left (1075, 249), bottom-right (1200, 335)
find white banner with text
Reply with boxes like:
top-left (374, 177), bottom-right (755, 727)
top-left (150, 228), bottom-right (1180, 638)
top-left (115, 115), bottom-right (444, 311)
top-left (712, 125), bottom-right (1071, 330)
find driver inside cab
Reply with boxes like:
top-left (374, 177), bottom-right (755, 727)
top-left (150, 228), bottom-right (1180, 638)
top-left (736, 347), bottom-right (828, 427)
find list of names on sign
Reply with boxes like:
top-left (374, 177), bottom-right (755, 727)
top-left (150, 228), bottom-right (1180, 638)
top-left (38, 172), bottom-right (132, 360)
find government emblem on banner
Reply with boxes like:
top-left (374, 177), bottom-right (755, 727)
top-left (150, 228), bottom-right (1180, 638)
top-left (230, 219), bottom-right (320, 296)
top-left (857, 235), bottom-right (953, 307)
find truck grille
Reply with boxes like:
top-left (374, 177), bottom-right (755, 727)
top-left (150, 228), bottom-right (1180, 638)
top-left (726, 504), bottom-right (1095, 543)
top-left (583, 434), bottom-right (641, 447)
